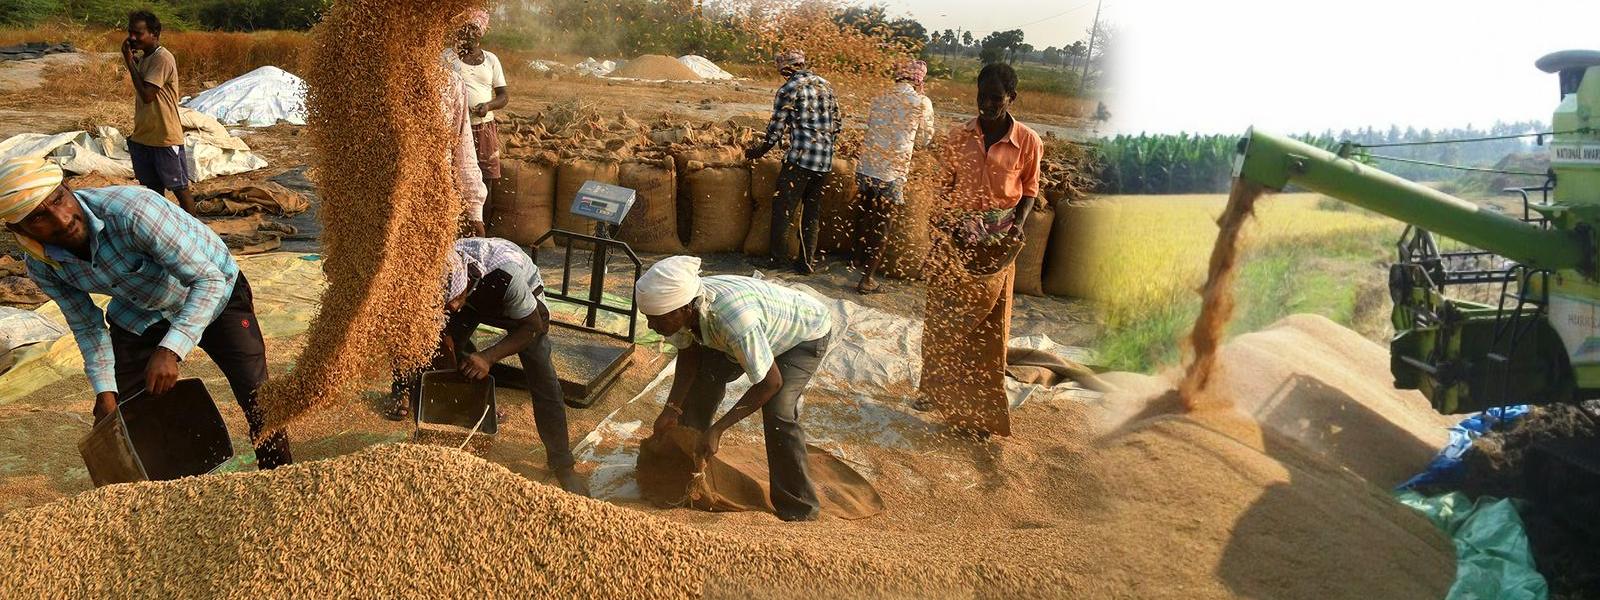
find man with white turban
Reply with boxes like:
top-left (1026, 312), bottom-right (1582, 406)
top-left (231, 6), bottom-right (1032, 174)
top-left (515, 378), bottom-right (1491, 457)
top-left (640, 256), bottom-right (833, 521)
top-left (387, 236), bottom-right (587, 496)
top-left (0, 157), bottom-right (291, 469)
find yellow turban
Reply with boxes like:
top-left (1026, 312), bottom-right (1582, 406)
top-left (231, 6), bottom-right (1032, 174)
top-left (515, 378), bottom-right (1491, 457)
top-left (0, 158), bottom-right (65, 266)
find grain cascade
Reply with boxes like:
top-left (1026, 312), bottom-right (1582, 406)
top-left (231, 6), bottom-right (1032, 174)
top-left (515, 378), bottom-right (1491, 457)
top-left (1178, 179), bottom-right (1267, 409)
top-left (256, 0), bottom-right (488, 434)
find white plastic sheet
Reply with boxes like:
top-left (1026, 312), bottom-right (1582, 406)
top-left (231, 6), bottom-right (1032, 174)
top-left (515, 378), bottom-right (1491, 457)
top-left (677, 55), bottom-right (735, 80)
top-left (0, 115), bottom-right (267, 183)
top-left (183, 66), bottom-right (308, 127)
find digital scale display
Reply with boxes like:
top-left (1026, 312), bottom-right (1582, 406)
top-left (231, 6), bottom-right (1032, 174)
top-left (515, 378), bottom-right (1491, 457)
top-left (571, 181), bottom-right (636, 226)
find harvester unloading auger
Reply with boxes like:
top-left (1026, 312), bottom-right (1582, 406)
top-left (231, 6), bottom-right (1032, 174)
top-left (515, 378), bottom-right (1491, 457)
top-left (1234, 50), bottom-right (1600, 418)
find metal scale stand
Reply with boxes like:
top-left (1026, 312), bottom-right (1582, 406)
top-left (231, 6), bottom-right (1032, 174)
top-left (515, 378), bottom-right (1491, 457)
top-left (510, 180), bottom-right (644, 408)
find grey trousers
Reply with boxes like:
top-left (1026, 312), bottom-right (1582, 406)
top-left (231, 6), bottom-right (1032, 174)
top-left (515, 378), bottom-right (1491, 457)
top-left (679, 335), bottom-right (831, 520)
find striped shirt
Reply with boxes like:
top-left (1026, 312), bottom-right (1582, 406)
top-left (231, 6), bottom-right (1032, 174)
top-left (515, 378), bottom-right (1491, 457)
top-left (454, 237), bottom-right (545, 319)
top-left (667, 276), bottom-right (832, 380)
top-left (25, 186), bottom-right (238, 395)
top-left (762, 70), bottom-right (842, 174)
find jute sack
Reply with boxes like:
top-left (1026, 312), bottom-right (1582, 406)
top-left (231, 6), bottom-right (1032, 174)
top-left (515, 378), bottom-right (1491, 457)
top-left (818, 158), bottom-right (858, 255)
top-left (1043, 201), bottom-right (1113, 298)
top-left (682, 159), bottom-right (752, 253)
top-left (880, 166), bottom-right (935, 280)
top-left (488, 156), bottom-right (557, 248)
top-left (617, 156), bottom-right (684, 254)
top-left (1014, 203), bottom-right (1056, 296)
top-left (673, 147), bottom-right (744, 246)
top-left (554, 155), bottom-right (621, 236)
top-left (743, 158), bottom-right (800, 258)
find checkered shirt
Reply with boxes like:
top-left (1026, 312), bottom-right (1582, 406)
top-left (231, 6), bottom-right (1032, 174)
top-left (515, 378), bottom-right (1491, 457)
top-left (669, 275), bottom-right (832, 381)
top-left (763, 70), bottom-right (843, 174)
top-left (25, 186), bottom-right (239, 395)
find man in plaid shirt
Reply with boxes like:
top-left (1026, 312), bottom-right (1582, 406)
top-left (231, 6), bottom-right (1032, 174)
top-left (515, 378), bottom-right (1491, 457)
top-left (746, 50), bottom-right (842, 275)
top-left (0, 158), bottom-right (291, 470)
top-left (638, 256), bottom-right (833, 522)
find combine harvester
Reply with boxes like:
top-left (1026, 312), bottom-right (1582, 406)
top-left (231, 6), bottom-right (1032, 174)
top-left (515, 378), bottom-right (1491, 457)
top-left (1232, 50), bottom-right (1600, 534)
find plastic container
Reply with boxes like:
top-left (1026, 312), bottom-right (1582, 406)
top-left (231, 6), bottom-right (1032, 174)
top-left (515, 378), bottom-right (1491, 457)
top-left (77, 378), bottom-right (234, 487)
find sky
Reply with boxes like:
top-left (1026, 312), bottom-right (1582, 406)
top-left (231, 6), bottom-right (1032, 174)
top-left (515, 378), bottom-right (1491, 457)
top-left (879, 0), bottom-right (1101, 52)
top-left (1104, 0), bottom-right (1600, 136)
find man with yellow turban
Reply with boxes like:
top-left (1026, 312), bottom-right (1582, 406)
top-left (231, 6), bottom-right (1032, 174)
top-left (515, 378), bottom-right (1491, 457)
top-left (1, 158), bottom-right (291, 470)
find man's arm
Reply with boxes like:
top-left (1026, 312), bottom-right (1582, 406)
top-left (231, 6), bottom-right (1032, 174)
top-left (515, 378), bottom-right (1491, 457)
top-left (749, 82), bottom-right (797, 159)
top-left (652, 343), bottom-right (703, 433)
top-left (28, 262), bottom-right (119, 396)
top-left (460, 299), bottom-right (548, 380)
top-left (478, 86), bottom-right (509, 114)
top-left (701, 362), bottom-right (782, 455)
top-left (1011, 196), bottom-right (1037, 239)
top-left (122, 45), bottom-right (161, 105)
top-left (917, 98), bottom-right (937, 147)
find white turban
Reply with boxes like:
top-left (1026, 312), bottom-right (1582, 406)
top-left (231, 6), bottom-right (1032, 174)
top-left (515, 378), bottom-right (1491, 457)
top-left (637, 256), bottom-right (703, 316)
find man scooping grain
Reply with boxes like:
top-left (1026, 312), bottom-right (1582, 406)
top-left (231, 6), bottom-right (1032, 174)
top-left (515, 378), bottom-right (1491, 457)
top-left (641, 256), bottom-right (833, 522)
top-left (0, 158), bottom-right (291, 469)
top-left (853, 59), bottom-right (937, 295)
top-left (745, 50), bottom-right (842, 275)
top-left (386, 237), bottom-right (588, 496)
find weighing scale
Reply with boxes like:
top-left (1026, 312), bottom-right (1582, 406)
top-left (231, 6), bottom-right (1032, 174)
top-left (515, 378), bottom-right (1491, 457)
top-left (495, 180), bottom-right (643, 409)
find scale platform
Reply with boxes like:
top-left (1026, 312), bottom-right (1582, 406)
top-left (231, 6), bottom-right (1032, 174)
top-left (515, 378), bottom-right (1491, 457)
top-left (487, 326), bottom-right (634, 409)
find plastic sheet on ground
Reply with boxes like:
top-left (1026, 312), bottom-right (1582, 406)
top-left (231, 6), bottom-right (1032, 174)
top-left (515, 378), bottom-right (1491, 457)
top-left (573, 279), bottom-right (1100, 501)
top-left (0, 307), bottom-right (66, 374)
top-left (1398, 405), bottom-right (1531, 491)
top-left (575, 58), bottom-right (616, 77)
top-left (677, 55), bottom-right (734, 80)
top-left (0, 254), bottom-right (325, 404)
top-left (0, 112), bottom-right (267, 183)
top-left (1396, 491), bottom-right (1548, 600)
top-left (183, 66), bottom-right (308, 127)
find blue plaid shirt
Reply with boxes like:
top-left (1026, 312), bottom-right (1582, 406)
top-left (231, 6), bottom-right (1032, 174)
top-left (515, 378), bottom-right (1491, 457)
top-left (763, 70), bottom-right (842, 173)
top-left (25, 186), bottom-right (239, 395)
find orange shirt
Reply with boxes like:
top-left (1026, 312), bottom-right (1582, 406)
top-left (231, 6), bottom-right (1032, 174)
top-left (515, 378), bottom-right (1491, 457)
top-left (941, 117), bottom-right (1042, 211)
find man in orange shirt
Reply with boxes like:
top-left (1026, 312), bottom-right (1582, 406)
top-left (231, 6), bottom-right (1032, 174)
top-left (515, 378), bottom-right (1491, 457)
top-left (916, 63), bottom-right (1043, 436)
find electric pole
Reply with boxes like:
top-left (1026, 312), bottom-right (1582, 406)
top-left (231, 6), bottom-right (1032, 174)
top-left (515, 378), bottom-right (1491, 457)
top-left (1079, 0), bottom-right (1103, 95)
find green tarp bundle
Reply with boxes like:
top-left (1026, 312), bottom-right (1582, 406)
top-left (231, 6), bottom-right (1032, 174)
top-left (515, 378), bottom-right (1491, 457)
top-left (1395, 491), bottom-right (1547, 600)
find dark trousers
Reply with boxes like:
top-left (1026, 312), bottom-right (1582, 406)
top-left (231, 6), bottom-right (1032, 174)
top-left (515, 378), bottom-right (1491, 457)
top-left (853, 175), bottom-right (899, 276)
top-left (679, 335), bottom-right (830, 520)
top-left (108, 273), bottom-right (291, 469)
top-left (127, 140), bottom-right (190, 195)
top-left (771, 162), bottom-right (828, 266)
top-left (401, 312), bottom-right (575, 470)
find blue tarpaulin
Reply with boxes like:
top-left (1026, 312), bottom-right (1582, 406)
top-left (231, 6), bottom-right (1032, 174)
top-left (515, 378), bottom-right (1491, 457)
top-left (1398, 405), bottom-right (1531, 491)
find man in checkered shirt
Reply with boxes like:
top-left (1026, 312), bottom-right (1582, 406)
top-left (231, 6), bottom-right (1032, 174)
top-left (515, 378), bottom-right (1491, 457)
top-left (1, 158), bottom-right (291, 470)
top-left (745, 49), bottom-right (843, 275)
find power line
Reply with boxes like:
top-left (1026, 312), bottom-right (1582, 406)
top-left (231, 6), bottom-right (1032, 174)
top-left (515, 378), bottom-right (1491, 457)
top-left (999, 1), bottom-right (1099, 32)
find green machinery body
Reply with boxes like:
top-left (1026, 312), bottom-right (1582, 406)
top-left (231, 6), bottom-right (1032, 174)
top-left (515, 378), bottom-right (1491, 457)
top-left (1233, 50), bottom-right (1600, 414)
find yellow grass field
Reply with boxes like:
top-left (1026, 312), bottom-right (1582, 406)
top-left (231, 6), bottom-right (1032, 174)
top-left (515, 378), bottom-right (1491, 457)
top-left (1086, 192), bottom-right (1406, 371)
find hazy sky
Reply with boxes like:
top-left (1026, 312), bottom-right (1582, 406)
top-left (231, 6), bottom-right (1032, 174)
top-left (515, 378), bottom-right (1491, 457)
top-left (880, 0), bottom-right (1100, 51)
top-left (1106, 0), bottom-right (1600, 136)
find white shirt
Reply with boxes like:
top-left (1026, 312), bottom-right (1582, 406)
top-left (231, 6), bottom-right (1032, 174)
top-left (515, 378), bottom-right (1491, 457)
top-left (856, 82), bottom-right (936, 184)
top-left (449, 50), bottom-right (506, 126)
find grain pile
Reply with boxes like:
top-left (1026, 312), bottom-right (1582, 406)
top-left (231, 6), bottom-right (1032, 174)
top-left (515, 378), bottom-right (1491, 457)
top-left (1178, 179), bottom-right (1266, 409)
top-left (610, 54), bottom-right (705, 81)
top-left (256, 0), bottom-right (485, 433)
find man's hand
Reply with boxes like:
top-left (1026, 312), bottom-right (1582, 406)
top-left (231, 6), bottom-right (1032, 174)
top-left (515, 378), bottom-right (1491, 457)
top-left (121, 39), bottom-right (135, 64)
top-left (743, 144), bottom-right (770, 161)
top-left (145, 348), bottom-right (180, 396)
top-left (459, 352), bottom-right (493, 380)
top-left (468, 220), bottom-right (486, 238)
top-left (652, 406), bottom-right (680, 435)
top-left (93, 391), bottom-right (118, 423)
top-left (697, 425), bottom-right (723, 458)
top-left (472, 103), bottom-right (489, 118)
top-left (1008, 219), bottom-right (1026, 242)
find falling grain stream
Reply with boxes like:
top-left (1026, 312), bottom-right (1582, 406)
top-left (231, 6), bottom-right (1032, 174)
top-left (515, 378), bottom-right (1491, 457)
top-left (1179, 179), bottom-right (1267, 409)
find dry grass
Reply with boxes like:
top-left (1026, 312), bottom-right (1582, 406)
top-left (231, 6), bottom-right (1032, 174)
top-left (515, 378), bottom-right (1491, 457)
top-left (92, 29), bottom-right (312, 91)
top-left (924, 79), bottom-right (1089, 120)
